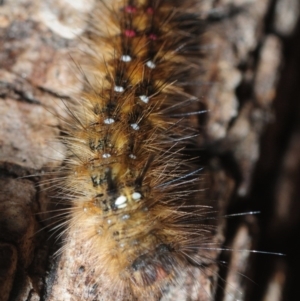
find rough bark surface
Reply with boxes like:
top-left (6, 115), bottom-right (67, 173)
top-left (0, 0), bottom-right (299, 300)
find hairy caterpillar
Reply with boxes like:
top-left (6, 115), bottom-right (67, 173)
top-left (45, 1), bottom-right (213, 300)
top-left (0, 0), bottom-right (288, 298)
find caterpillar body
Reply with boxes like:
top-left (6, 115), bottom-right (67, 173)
top-left (45, 1), bottom-right (213, 300)
top-left (0, 0), bottom-right (287, 299)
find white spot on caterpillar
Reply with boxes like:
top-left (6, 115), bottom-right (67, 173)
top-left (131, 123), bottom-right (140, 130)
top-left (121, 214), bottom-right (130, 220)
top-left (107, 219), bottom-right (112, 224)
top-left (129, 154), bottom-right (137, 159)
top-left (115, 195), bottom-right (127, 207)
top-left (139, 95), bottom-right (149, 103)
top-left (132, 192), bottom-right (141, 201)
top-left (114, 86), bottom-right (124, 92)
top-left (104, 118), bottom-right (115, 124)
top-left (102, 153), bottom-right (111, 158)
top-left (146, 60), bottom-right (156, 69)
top-left (121, 55), bottom-right (132, 62)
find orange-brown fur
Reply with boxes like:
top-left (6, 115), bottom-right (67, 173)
top-left (54, 0), bottom-right (207, 300)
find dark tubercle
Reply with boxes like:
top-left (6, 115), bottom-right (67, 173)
top-left (130, 244), bottom-right (176, 287)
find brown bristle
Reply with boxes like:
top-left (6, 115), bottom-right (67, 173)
top-left (47, 1), bottom-right (208, 300)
